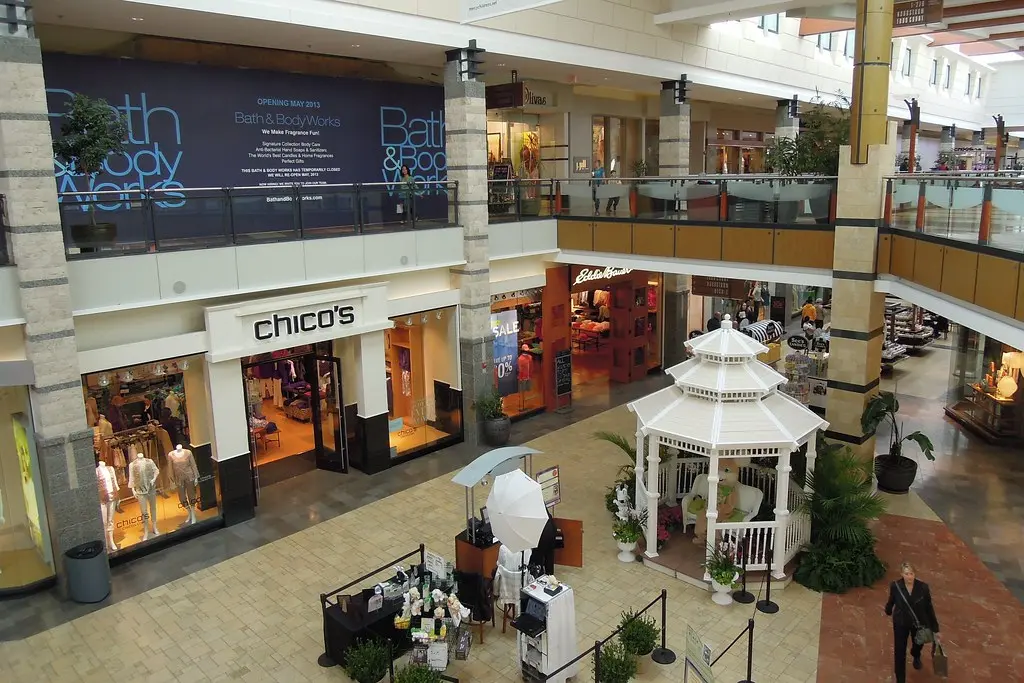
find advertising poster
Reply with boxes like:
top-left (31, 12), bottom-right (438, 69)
top-left (13, 413), bottom-right (52, 568)
top-left (42, 54), bottom-right (446, 238)
top-left (683, 625), bottom-right (714, 683)
top-left (491, 310), bottom-right (520, 397)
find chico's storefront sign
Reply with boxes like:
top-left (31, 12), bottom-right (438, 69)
top-left (253, 304), bottom-right (355, 341)
top-left (573, 267), bottom-right (634, 287)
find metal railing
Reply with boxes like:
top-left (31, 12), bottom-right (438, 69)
top-left (519, 174), bottom-right (838, 225)
top-left (884, 174), bottom-right (1024, 253)
top-left (56, 181), bottom-right (459, 259)
top-left (487, 178), bottom-right (556, 223)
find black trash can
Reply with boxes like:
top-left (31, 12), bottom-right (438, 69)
top-left (64, 541), bottom-right (111, 603)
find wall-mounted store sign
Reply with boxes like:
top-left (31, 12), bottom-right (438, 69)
top-left (572, 267), bottom-right (634, 287)
top-left (461, 0), bottom-right (564, 24)
top-left (205, 284), bottom-right (392, 363)
top-left (485, 81), bottom-right (557, 110)
top-left (691, 276), bottom-right (749, 300)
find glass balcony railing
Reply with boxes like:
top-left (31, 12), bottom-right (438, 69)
top-left (57, 181), bottom-right (459, 259)
top-left (540, 175), bottom-right (837, 224)
top-left (487, 178), bottom-right (557, 223)
top-left (886, 175), bottom-right (1024, 253)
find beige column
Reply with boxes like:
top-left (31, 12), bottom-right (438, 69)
top-left (658, 81), bottom-right (690, 177)
top-left (826, 0), bottom-right (896, 460)
top-left (445, 45), bottom-right (492, 447)
top-left (0, 28), bottom-right (104, 580)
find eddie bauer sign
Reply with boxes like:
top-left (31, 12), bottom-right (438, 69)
top-left (253, 304), bottom-right (355, 341)
top-left (573, 267), bottom-right (634, 286)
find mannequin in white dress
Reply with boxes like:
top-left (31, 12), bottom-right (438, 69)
top-left (167, 444), bottom-right (199, 525)
top-left (96, 461), bottom-right (119, 550)
top-left (128, 451), bottom-right (161, 540)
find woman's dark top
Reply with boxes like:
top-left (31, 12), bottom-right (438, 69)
top-left (885, 579), bottom-right (939, 632)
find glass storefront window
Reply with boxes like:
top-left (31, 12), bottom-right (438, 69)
top-left (491, 290), bottom-right (545, 419)
top-left (945, 327), bottom-right (1023, 442)
top-left (385, 306), bottom-right (462, 457)
top-left (0, 387), bottom-right (55, 592)
top-left (82, 356), bottom-right (219, 555)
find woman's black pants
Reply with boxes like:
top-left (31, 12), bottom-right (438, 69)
top-left (893, 622), bottom-right (923, 683)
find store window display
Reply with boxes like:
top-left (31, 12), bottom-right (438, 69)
top-left (491, 290), bottom-right (545, 419)
top-left (82, 357), bottom-right (219, 556)
top-left (0, 387), bottom-right (54, 592)
top-left (945, 328), bottom-right (1022, 444)
top-left (385, 307), bottom-right (462, 458)
top-left (487, 111), bottom-right (544, 218)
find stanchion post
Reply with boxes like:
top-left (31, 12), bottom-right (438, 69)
top-left (651, 588), bottom-right (677, 664)
top-left (733, 531), bottom-right (755, 604)
top-left (756, 544), bottom-right (779, 615)
top-left (737, 617), bottom-right (755, 683)
top-left (594, 640), bottom-right (602, 681)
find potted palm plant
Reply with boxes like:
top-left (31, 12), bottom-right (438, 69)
top-left (597, 641), bottom-right (638, 683)
top-left (51, 93), bottom-right (129, 250)
top-left (765, 94), bottom-right (848, 224)
top-left (793, 440), bottom-right (887, 593)
top-left (703, 542), bottom-right (741, 605)
top-left (476, 389), bottom-right (510, 447)
top-left (343, 639), bottom-right (391, 683)
top-left (861, 391), bottom-right (935, 493)
top-left (618, 609), bottom-right (658, 674)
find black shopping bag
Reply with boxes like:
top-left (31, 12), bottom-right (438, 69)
top-left (932, 642), bottom-right (948, 678)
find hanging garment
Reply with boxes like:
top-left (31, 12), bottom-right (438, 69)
top-left (401, 370), bottom-right (412, 397)
top-left (112, 447), bottom-right (127, 469)
top-left (272, 378), bottom-right (284, 408)
top-left (85, 396), bottom-right (99, 427)
top-left (96, 416), bottom-right (114, 438)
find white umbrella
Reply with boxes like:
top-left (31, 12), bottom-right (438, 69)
top-left (486, 469), bottom-right (548, 553)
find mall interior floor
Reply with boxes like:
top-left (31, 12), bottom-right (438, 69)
top-left (0, 369), bottom-right (672, 641)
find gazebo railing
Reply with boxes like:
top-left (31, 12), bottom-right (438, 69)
top-left (784, 511), bottom-right (811, 564)
top-left (719, 521), bottom-right (776, 571)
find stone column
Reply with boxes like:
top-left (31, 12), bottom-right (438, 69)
top-left (445, 45), bottom-right (492, 447)
top-left (775, 99), bottom-right (800, 141)
top-left (658, 81), bottom-right (690, 176)
top-left (0, 27), bottom-right (104, 582)
top-left (662, 274), bottom-right (690, 366)
top-left (826, 0), bottom-right (896, 462)
top-left (939, 126), bottom-right (955, 154)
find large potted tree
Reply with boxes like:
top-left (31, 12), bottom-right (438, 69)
top-left (765, 94), bottom-right (849, 224)
top-left (52, 93), bottom-right (128, 250)
top-left (476, 389), bottom-right (511, 447)
top-left (861, 391), bottom-right (935, 493)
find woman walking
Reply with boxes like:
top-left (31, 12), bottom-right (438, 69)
top-left (884, 561), bottom-right (940, 683)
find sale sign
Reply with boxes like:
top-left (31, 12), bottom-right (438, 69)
top-left (491, 310), bottom-right (520, 397)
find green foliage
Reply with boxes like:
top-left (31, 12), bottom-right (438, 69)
top-left (766, 93), bottom-right (850, 176)
top-left (475, 389), bottom-right (505, 420)
top-left (618, 610), bottom-right (659, 657)
top-left (702, 543), bottom-right (740, 586)
top-left (394, 663), bottom-right (442, 683)
top-left (612, 516), bottom-right (643, 544)
top-left (343, 639), bottom-right (391, 683)
top-left (593, 431), bottom-right (636, 462)
top-left (597, 641), bottom-right (638, 683)
top-left (796, 441), bottom-right (886, 546)
top-left (861, 391), bottom-right (935, 464)
top-left (52, 93), bottom-right (128, 180)
top-left (793, 536), bottom-right (886, 594)
top-left (794, 440), bottom-right (887, 594)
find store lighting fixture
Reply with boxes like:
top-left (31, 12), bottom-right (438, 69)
top-left (153, 363), bottom-right (165, 376)
top-left (98, 374), bottom-right (110, 387)
top-left (121, 370), bottom-right (134, 382)
top-left (406, 317), bottom-right (413, 326)
top-left (131, 16), bottom-right (144, 21)
top-left (436, 310), bottom-right (443, 320)
top-left (351, 44), bottom-right (360, 48)
top-left (421, 314), bottom-right (428, 324)
top-left (180, 359), bottom-right (190, 371)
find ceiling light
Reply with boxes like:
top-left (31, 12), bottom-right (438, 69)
top-left (98, 374), bottom-right (110, 387)
top-left (497, 62), bottom-right (506, 67)
top-left (131, 16), bottom-right (143, 21)
top-left (406, 317), bottom-right (413, 326)
top-left (180, 360), bottom-right (190, 371)
top-left (436, 310), bottom-right (443, 320)
top-left (351, 44), bottom-right (360, 48)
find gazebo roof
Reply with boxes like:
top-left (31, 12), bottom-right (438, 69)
top-left (628, 315), bottom-right (828, 452)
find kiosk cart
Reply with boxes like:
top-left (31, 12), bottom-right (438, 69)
top-left (513, 577), bottom-right (579, 683)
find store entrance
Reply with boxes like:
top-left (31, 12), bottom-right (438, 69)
top-left (242, 343), bottom-right (347, 493)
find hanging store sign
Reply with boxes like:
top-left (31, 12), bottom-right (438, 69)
top-left (893, 0), bottom-right (943, 28)
top-left (491, 310), bottom-right (520, 397)
top-left (786, 335), bottom-right (809, 351)
top-left (691, 276), bottom-right (748, 300)
top-left (486, 82), bottom-right (524, 110)
top-left (572, 266), bottom-right (634, 287)
top-left (461, 0), bottom-right (564, 24)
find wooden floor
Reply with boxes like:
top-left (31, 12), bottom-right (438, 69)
top-left (254, 401), bottom-right (317, 466)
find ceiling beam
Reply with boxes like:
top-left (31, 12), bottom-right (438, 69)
top-left (960, 41), bottom-right (1024, 55)
top-left (930, 28), bottom-right (1024, 46)
top-left (946, 15), bottom-right (1024, 31)
top-left (798, 17), bottom-right (853, 36)
top-left (942, 0), bottom-right (1024, 19)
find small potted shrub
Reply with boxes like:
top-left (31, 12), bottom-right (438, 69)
top-left (618, 609), bottom-right (658, 674)
top-left (703, 542), bottom-right (741, 606)
top-left (343, 639), bottom-right (391, 683)
top-left (51, 93), bottom-right (129, 250)
top-left (612, 515), bottom-right (643, 563)
top-left (394, 663), bottom-right (442, 683)
top-left (862, 391), bottom-right (934, 493)
top-left (597, 640), bottom-right (638, 683)
top-left (627, 159), bottom-right (649, 218)
top-left (476, 389), bottom-right (510, 447)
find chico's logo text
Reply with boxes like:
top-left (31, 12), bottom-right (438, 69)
top-left (253, 304), bottom-right (355, 340)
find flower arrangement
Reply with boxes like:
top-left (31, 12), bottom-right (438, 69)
top-left (702, 541), bottom-right (742, 587)
top-left (655, 505), bottom-right (683, 550)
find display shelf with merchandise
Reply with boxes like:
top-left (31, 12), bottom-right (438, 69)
top-left (885, 299), bottom-right (934, 353)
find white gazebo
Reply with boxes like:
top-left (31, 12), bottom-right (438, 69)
top-left (628, 315), bottom-right (828, 579)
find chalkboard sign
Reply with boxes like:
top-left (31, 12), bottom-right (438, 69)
top-left (491, 162), bottom-right (513, 182)
top-left (786, 335), bottom-right (809, 350)
top-left (555, 349), bottom-right (572, 397)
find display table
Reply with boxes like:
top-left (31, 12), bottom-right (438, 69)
top-left (454, 530), bottom-right (500, 577)
top-left (514, 578), bottom-right (578, 683)
top-left (322, 591), bottom-right (412, 666)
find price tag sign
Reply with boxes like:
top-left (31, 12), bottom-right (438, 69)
top-left (425, 550), bottom-right (447, 579)
top-left (368, 594), bottom-right (383, 612)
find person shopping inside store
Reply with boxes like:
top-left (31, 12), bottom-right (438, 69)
top-left (801, 298), bottom-right (817, 326)
top-left (814, 298), bottom-right (825, 330)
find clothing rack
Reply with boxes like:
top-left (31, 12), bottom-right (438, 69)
top-left (105, 423), bottom-right (158, 448)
